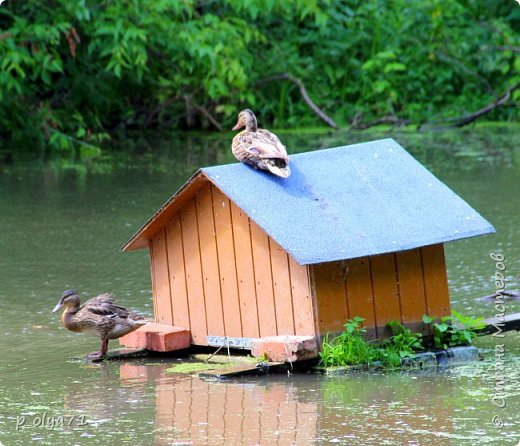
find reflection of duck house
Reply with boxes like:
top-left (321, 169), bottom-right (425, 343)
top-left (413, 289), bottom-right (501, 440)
top-left (120, 139), bottom-right (494, 361)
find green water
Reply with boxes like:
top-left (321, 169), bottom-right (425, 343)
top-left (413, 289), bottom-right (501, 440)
top-left (0, 125), bottom-right (519, 445)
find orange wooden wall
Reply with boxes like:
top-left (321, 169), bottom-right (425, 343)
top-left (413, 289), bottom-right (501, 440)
top-left (312, 245), bottom-right (451, 339)
top-left (149, 183), bottom-right (316, 345)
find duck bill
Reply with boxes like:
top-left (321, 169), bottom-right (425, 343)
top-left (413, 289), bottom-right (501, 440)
top-left (52, 302), bottom-right (64, 313)
top-left (232, 118), bottom-right (243, 131)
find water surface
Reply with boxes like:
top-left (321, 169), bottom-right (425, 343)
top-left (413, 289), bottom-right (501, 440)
top-left (0, 125), bottom-right (519, 445)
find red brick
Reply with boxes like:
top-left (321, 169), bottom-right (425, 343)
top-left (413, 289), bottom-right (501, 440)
top-left (118, 327), bottom-right (147, 349)
top-left (119, 323), bottom-right (191, 352)
top-left (250, 335), bottom-right (318, 362)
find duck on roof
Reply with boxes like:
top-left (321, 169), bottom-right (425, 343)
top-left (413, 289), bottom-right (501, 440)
top-left (121, 139), bottom-right (495, 347)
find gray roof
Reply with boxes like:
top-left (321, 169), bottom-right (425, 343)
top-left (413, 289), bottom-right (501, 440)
top-left (201, 138), bottom-right (495, 265)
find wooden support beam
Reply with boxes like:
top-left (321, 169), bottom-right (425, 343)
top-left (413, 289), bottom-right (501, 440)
top-left (476, 312), bottom-right (520, 336)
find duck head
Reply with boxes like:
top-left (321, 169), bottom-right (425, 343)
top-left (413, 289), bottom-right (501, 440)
top-left (52, 290), bottom-right (80, 313)
top-left (232, 109), bottom-right (258, 132)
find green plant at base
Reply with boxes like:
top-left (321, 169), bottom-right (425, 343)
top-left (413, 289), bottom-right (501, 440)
top-left (385, 320), bottom-right (424, 358)
top-left (422, 311), bottom-right (485, 349)
top-left (320, 317), bottom-right (380, 368)
top-left (321, 312), bottom-right (485, 369)
top-left (320, 317), bottom-right (425, 369)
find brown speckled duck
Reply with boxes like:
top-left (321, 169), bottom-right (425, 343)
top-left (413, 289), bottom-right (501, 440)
top-left (231, 109), bottom-right (291, 178)
top-left (52, 290), bottom-right (147, 360)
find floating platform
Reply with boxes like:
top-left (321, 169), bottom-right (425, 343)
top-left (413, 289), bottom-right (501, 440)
top-left (478, 311), bottom-right (520, 335)
top-left (102, 309), bottom-right (520, 377)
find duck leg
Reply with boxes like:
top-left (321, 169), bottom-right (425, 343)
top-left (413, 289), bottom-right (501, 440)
top-left (100, 338), bottom-right (109, 357)
top-left (87, 339), bottom-right (109, 360)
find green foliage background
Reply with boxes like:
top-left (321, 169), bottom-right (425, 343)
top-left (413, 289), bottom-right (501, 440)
top-left (0, 0), bottom-right (519, 151)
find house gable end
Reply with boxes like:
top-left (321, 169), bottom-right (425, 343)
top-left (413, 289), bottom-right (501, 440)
top-left (122, 171), bottom-right (209, 251)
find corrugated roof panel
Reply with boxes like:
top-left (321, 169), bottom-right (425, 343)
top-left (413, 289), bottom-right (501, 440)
top-left (201, 138), bottom-right (494, 265)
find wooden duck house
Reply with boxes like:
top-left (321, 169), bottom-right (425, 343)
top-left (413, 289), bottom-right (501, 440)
top-left (121, 139), bottom-right (494, 353)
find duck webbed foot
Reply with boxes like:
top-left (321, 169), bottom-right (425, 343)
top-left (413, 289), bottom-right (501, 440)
top-left (87, 339), bottom-right (109, 361)
top-left (86, 351), bottom-right (104, 360)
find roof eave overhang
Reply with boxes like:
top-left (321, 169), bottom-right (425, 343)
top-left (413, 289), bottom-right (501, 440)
top-left (121, 170), bottom-right (208, 252)
top-left (296, 226), bottom-right (496, 265)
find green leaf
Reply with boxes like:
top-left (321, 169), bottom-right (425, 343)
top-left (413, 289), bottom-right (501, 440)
top-left (437, 323), bottom-right (449, 332)
top-left (383, 62), bottom-right (407, 73)
top-left (378, 51), bottom-right (396, 60)
top-left (422, 315), bottom-right (434, 324)
top-left (361, 59), bottom-right (376, 71)
top-left (41, 69), bottom-right (51, 85)
top-left (373, 79), bottom-right (390, 93)
top-left (514, 57), bottom-right (520, 73)
top-left (462, 331), bottom-right (473, 344)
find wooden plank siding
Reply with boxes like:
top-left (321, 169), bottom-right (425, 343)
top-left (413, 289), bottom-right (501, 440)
top-left (269, 238), bottom-right (296, 335)
top-left (150, 228), bottom-right (173, 325)
top-left (370, 253), bottom-right (401, 337)
top-left (230, 201), bottom-right (260, 339)
top-left (165, 215), bottom-right (190, 328)
top-left (148, 183), bottom-right (316, 345)
top-left (312, 244), bottom-right (451, 340)
top-left (249, 219), bottom-right (278, 337)
top-left (344, 256), bottom-right (377, 339)
top-left (212, 187), bottom-right (243, 338)
top-left (180, 198), bottom-right (208, 344)
top-left (149, 241), bottom-right (159, 323)
top-left (421, 244), bottom-right (451, 319)
top-left (313, 261), bottom-right (348, 335)
top-left (395, 248), bottom-right (429, 334)
top-left (196, 184), bottom-right (225, 337)
top-left (289, 255), bottom-right (316, 336)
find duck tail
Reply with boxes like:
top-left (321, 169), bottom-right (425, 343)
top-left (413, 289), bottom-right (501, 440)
top-left (264, 159), bottom-right (291, 178)
top-left (130, 319), bottom-right (148, 329)
top-left (129, 313), bottom-right (149, 326)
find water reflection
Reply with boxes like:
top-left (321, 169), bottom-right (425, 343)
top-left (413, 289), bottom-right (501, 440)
top-left (58, 363), bottom-right (322, 445)
top-left (72, 363), bottom-right (458, 446)
top-left (154, 377), bottom-right (319, 446)
top-left (89, 362), bottom-right (319, 446)
top-left (62, 363), bottom-right (152, 422)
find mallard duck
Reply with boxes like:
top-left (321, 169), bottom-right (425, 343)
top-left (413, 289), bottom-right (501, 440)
top-left (231, 109), bottom-right (291, 178)
top-left (52, 290), bottom-right (147, 360)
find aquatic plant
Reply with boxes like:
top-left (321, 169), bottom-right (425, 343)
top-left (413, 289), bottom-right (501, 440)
top-left (320, 317), bottom-right (425, 369)
top-left (422, 311), bottom-right (486, 350)
top-left (166, 362), bottom-right (220, 374)
top-left (384, 321), bottom-right (424, 357)
top-left (320, 312), bottom-right (486, 370)
top-left (320, 317), bottom-right (380, 368)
